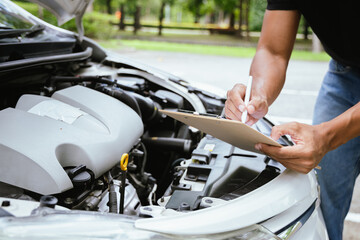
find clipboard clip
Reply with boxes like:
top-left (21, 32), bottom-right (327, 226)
top-left (178, 109), bottom-right (224, 119)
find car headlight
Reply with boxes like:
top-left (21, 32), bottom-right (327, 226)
top-left (190, 225), bottom-right (282, 240)
top-left (0, 210), bottom-right (280, 240)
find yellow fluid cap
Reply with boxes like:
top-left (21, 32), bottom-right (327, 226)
top-left (120, 153), bottom-right (129, 171)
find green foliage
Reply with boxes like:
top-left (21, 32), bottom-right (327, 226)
top-left (12, 1), bottom-right (38, 15)
top-left (186, 0), bottom-right (203, 13)
top-left (249, 0), bottom-right (266, 31)
top-left (200, 0), bottom-right (216, 15)
top-left (93, 0), bottom-right (133, 14)
top-left (12, 0), bottom-right (312, 40)
top-left (163, 0), bottom-right (177, 5)
top-left (248, 1), bottom-right (312, 33)
top-left (185, 0), bottom-right (204, 22)
top-left (63, 13), bottom-right (117, 39)
top-left (12, 1), bottom-right (117, 39)
top-left (169, 3), bottom-right (194, 23)
top-left (93, 0), bottom-right (153, 16)
top-left (214, 0), bottom-right (238, 14)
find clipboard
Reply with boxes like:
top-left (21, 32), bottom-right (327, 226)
top-left (160, 110), bottom-right (282, 154)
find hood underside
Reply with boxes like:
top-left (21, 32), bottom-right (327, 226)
top-left (27, 0), bottom-right (93, 39)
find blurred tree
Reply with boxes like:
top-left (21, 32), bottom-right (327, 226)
top-left (93, 0), bottom-right (113, 14)
top-left (214, 0), bottom-right (237, 29)
top-left (122, 0), bottom-right (147, 34)
top-left (244, 0), bottom-right (251, 38)
top-left (303, 18), bottom-right (310, 40)
top-left (186, 0), bottom-right (204, 23)
top-left (236, 0), bottom-right (252, 38)
top-left (213, 0), bottom-right (251, 35)
top-left (237, 0), bottom-right (243, 37)
top-left (93, 0), bottom-right (126, 15)
top-left (106, 0), bottom-right (112, 14)
top-left (119, 3), bottom-right (125, 30)
top-left (202, 0), bottom-right (216, 18)
top-left (248, 0), bottom-right (266, 32)
top-left (134, 5), bottom-right (141, 34)
top-left (158, 0), bottom-right (176, 35)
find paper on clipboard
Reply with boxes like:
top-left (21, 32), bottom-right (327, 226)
top-left (160, 110), bottom-right (282, 154)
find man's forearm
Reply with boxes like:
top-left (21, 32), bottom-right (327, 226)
top-left (249, 10), bottom-right (300, 107)
top-left (249, 48), bottom-right (288, 107)
top-left (321, 102), bottom-right (360, 151)
top-left (224, 10), bottom-right (300, 124)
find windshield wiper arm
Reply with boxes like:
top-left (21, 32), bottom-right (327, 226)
top-left (0, 25), bottom-right (45, 39)
top-left (0, 26), bottom-right (13, 30)
top-left (25, 25), bottom-right (45, 37)
top-left (0, 29), bottom-right (29, 38)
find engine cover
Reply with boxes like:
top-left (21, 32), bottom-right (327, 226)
top-left (0, 86), bottom-right (143, 195)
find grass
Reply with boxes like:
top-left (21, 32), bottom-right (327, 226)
top-left (99, 39), bottom-right (331, 62)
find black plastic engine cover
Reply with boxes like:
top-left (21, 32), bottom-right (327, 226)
top-left (166, 134), bottom-right (276, 210)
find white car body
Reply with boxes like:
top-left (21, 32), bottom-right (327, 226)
top-left (0, 1), bottom-right (328, 239)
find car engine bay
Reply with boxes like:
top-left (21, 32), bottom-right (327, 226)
top-left (0, 39), bottom-right (289, 218)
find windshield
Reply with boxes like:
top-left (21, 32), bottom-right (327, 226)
top-left (0, 1), bottom-right (36, 29)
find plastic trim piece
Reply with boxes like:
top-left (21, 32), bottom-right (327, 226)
top-left (135, 170), bottom-right (318, 235)
top-left (0, 47), bottom-right (92, 72)
top-left (275, 200), bottom-right (316, 236)
top-left (0, 208), bottom-right (13, 217)
top-left (117, 68), bottom-right (206, 113)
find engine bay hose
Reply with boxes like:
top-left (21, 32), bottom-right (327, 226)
top-left (98, 86), bottom-right (142, 118)
top-left (142, 137), bottom-right (193, 153)
top-left (106, 172), bottom-right (118, 213)
top-left (47, 75), bottom-right (115, 91)
top-left (126, 91), bottom-right (159, 122)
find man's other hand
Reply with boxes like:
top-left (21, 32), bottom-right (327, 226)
top-left (255, 122), bottom-right (329, 174)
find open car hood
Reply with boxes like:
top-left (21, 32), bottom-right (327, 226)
top-left (27, 0), bottom-right (93, 39)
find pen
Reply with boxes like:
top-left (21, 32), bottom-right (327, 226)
top-left (241, 76), bottom-right (253, 123)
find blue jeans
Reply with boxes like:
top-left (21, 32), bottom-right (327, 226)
top-left (314, 59), bottom-right (360, 240)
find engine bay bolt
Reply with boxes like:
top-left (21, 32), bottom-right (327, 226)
top-left (64, 197), bottom-right (74, 205)
top-left (205, 199), bottom-right (213, 204)
top-left (179, 202), bottom-right (190, 211)
top-left (187, 174), bottom-right (196, 180)
top-left (96, 180), bottom-right (104, 187)
top-left (160, 197), bottom-right (165, 203)
top-left (127, 163), bottom-right (137, 172)
top-left (1, 200), bottom-right (10, 207)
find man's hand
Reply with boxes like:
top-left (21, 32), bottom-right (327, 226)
top-left (225, 83), bottom-right (269, 125)
top-left (255, 122), bottom-right (329, 174)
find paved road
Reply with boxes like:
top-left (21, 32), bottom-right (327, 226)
top-left (115, 48), bottom-right (359, 239)
top-left (117, 49), bottom-right (326, 123)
